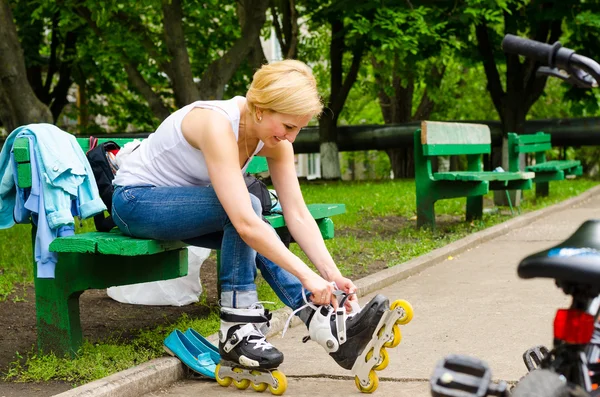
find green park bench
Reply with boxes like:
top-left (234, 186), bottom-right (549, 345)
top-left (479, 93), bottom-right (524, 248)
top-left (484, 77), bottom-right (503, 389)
top-left (507, 132), bottom-right (582, 197)
top-left (13, 136), bottom-right (345, 357)
top-left (414, 121), bottom-right (535, 228)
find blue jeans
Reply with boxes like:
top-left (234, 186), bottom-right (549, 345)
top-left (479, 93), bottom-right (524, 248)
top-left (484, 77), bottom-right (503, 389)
top-left (111, 185), bottom-right (307, 310)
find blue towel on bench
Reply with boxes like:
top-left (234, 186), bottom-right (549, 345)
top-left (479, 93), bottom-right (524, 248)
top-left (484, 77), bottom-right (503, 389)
top-left (0, 124), bottom-right (106, 278)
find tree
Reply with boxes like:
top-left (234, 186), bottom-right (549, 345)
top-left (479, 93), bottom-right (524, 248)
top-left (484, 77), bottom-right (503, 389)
top-left (1, 0), bottom-right (271, 132)
top-left (462, 0), bottom-right (571, 167)
top-left (354, 5), bottom-right (457, 177)
top-left (302, 1), bottom-right (378, 179)
top-left (0, 0), bottom-right (53, 132)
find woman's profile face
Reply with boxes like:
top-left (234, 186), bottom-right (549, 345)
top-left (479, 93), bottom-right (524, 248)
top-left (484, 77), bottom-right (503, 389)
top-left (259, 111), bottom-right (311, 147)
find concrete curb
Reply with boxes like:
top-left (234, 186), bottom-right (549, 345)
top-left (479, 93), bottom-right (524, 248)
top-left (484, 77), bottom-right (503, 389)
top-left (52, 185), bottom-right (600, 397)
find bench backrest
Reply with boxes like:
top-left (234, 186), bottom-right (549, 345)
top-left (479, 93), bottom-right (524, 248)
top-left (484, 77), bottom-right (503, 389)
top-left (507, 132), bottom-right (551, 154)
top-left (14, 136), bottom-right (269, 189)
top-left (419, 121), bottom-right (491, 156)
top-left (507, 132), bottom-right (551, 172)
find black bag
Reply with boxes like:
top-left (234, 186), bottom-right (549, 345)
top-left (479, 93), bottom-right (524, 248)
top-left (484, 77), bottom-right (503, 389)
top-left (86, 137), bottom-right (120, 232)
top-left (243, 174), bottom-right (291, 247)
top-left (243, 174), bottom-right (275, 215)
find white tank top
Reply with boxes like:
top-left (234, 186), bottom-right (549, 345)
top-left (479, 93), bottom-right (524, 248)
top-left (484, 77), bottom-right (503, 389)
top-left (112, 96), bottom-right (264, 187)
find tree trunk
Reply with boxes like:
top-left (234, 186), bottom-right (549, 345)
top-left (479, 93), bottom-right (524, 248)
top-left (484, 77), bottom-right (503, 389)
top-left (162, 0), bottom-right (199, 108)
top-left (197, 0), bottom-right (269, 99)
top-left (386, 148), bottom-right (414, 179)
top-left (0, 0), bottom-right (53, 131)
top-left (319, 17), bottom-right (364, 180)
top-left (374, 56), bottom-right (443, 178)
top-left (319, 115), bottom-right (341, 179)
top-left (271, 0), bottom-right (298, 59)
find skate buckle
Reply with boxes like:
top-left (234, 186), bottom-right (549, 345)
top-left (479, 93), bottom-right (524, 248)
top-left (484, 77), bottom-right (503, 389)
top-left (522, 345), bottom-right (550, 372)
top-left (336, 307), bottom-right (347, 345)
top-left (430, 354), bottom-right (509, 397)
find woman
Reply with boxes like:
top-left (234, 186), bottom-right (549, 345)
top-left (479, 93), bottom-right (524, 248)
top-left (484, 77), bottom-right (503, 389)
top-left (112, 60), bottom-right (390, 385)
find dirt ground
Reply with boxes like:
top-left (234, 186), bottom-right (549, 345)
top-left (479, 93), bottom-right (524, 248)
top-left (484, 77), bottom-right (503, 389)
top-left (0, 215), bottom-right (462, 397)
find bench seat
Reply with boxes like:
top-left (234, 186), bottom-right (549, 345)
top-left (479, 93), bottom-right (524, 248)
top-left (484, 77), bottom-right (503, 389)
top-left (508, 132), bottom-right (583, 196)
top-left (525, 159), bottom-right (581, 173)
top-left (433, 171), bottom-right (535, 182)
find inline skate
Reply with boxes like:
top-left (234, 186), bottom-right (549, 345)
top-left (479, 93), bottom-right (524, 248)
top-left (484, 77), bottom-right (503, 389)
top-left (292, 290), bottom-right (414, 393)
top-left (215, 303), bottom-right (287, 395)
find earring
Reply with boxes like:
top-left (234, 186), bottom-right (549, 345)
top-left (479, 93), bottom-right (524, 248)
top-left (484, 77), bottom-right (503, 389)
top-left (258, 116), bottom-right (262, 121)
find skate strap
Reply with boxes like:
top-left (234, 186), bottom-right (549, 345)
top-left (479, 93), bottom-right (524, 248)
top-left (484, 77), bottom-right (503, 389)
top-left (336, 307), bottom-right (347, 345)
top-left (220, 310), bottom-right (272, 325)
top-left (223, 323), bottom-right (273, 353)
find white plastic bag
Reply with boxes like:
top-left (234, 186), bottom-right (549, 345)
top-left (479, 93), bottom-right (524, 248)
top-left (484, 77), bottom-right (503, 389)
top-left (107, 246), bottom-right (211, 306)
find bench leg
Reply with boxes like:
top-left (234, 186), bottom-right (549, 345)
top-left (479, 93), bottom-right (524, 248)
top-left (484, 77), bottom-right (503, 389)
top-left (35, 278), bottom-right (83, 357)
top-left (466, 196), bottom-right (483, 221)
top-left (417, 197), bottom-right (436, 228)
top-left (536, 182), bottom-right (549, 197)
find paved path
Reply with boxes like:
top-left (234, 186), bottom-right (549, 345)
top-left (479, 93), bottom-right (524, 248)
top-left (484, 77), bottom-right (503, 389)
top-left (142, 194), bottom-right (600, 396)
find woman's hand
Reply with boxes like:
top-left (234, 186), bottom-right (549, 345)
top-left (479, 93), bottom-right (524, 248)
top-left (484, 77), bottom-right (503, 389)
top-left (330, 275), bottom-right (358, 312)
top-left (303, 273), bottom-right (338, 309)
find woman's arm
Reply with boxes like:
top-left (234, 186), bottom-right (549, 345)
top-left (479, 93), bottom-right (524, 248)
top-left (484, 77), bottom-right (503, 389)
top-left (181, 109), bottom-right (337, 306)
top-left (264, 140), bottom-right (356, 299)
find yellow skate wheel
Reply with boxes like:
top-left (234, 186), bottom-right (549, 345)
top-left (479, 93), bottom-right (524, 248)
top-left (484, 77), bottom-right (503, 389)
top-left (268, 370), bottom-right (287, 395)
top-left (232, 368), bottom-right (250, 389)
top-left (215, 364), bottom-right (233, 387)
top-left (251, 382), bottom-right (268, 392)
top-left (391, 300), bottom-right (413, 325)
top-left (383, 324), bottom-right (401, 348)
top-left (250, 370), bottom-right (268, 392)
top-left (354, 369), bottom-right (379, 393)
top-left (366, 347), bottom-right (389, 371)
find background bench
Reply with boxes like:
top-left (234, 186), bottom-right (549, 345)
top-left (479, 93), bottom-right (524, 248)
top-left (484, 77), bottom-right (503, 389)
top-left (13, 136), bottom-right (345, 357)
top-left (414, 121), bottom-right (534, 228)
top-left (507, 132), bottom-right (582, 197)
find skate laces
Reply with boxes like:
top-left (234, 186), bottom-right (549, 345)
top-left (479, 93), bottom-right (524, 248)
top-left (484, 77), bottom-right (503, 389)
top-left (238, 324), bottom-right (274, 351)
top-left (245, 301), bottom-right (275, 351)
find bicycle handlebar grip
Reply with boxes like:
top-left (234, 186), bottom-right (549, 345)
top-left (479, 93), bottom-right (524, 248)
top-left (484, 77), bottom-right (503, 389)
top-left (502, 34), bottom-right (553, 65)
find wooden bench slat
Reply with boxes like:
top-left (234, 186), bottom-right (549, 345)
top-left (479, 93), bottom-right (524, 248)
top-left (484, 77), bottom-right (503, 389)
top-left (526, 160), bottom-right (581, 173)
top-left (516, 134), bottom-right (552, 145)
top-left (515, 143), bottom-right (552, 153)
top-left (49, 231), bottom-right (188, 255)
top-left (422, 144), bottom-right (491, 156)
top-left (421, 121), bottom-right (491, 145)
top-left (433, 171), bottom-right (534, 182)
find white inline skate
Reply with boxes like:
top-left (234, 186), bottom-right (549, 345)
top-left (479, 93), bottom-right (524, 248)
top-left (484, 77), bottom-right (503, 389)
top-left (216, 303), bottom-right (287, 395)
top-left (286, 290), bottom-right (413, 393)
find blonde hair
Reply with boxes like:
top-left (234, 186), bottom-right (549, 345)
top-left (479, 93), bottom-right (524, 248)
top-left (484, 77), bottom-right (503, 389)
top-left (246, 60), bottom-right (323, 120)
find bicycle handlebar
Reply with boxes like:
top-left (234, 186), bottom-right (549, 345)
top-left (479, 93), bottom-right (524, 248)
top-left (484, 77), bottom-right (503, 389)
top-left (501, 34), bottom-right (600, 88)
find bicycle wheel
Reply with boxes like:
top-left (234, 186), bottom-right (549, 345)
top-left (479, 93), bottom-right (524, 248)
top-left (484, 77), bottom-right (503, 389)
top-left (510, 369), bottom-right (589, 397)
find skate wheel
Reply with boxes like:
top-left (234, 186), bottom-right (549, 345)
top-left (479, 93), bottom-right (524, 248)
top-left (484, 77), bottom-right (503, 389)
top-left (251, 382), bottom-right (268, 392)
top-left (391, 300), bottom-right (413, 325)
top-left (215, 364), bottom-right (233, 387)
top-left (354, 369), bottom-right (379, 393)
top-left (366, 347), bottom-right (389, 371)
top-left (250, 370), bottom-right (268, 392)
top-left (383, 324), bottom-right (401, 348)
top-left (232, 368), bottom-right (250, 389)
top-left (268, 370), bottom-right (287, 395)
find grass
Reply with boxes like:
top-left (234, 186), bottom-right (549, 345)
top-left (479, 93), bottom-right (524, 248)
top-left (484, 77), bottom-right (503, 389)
top-left (1, 178), bottom-right (597, 384)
